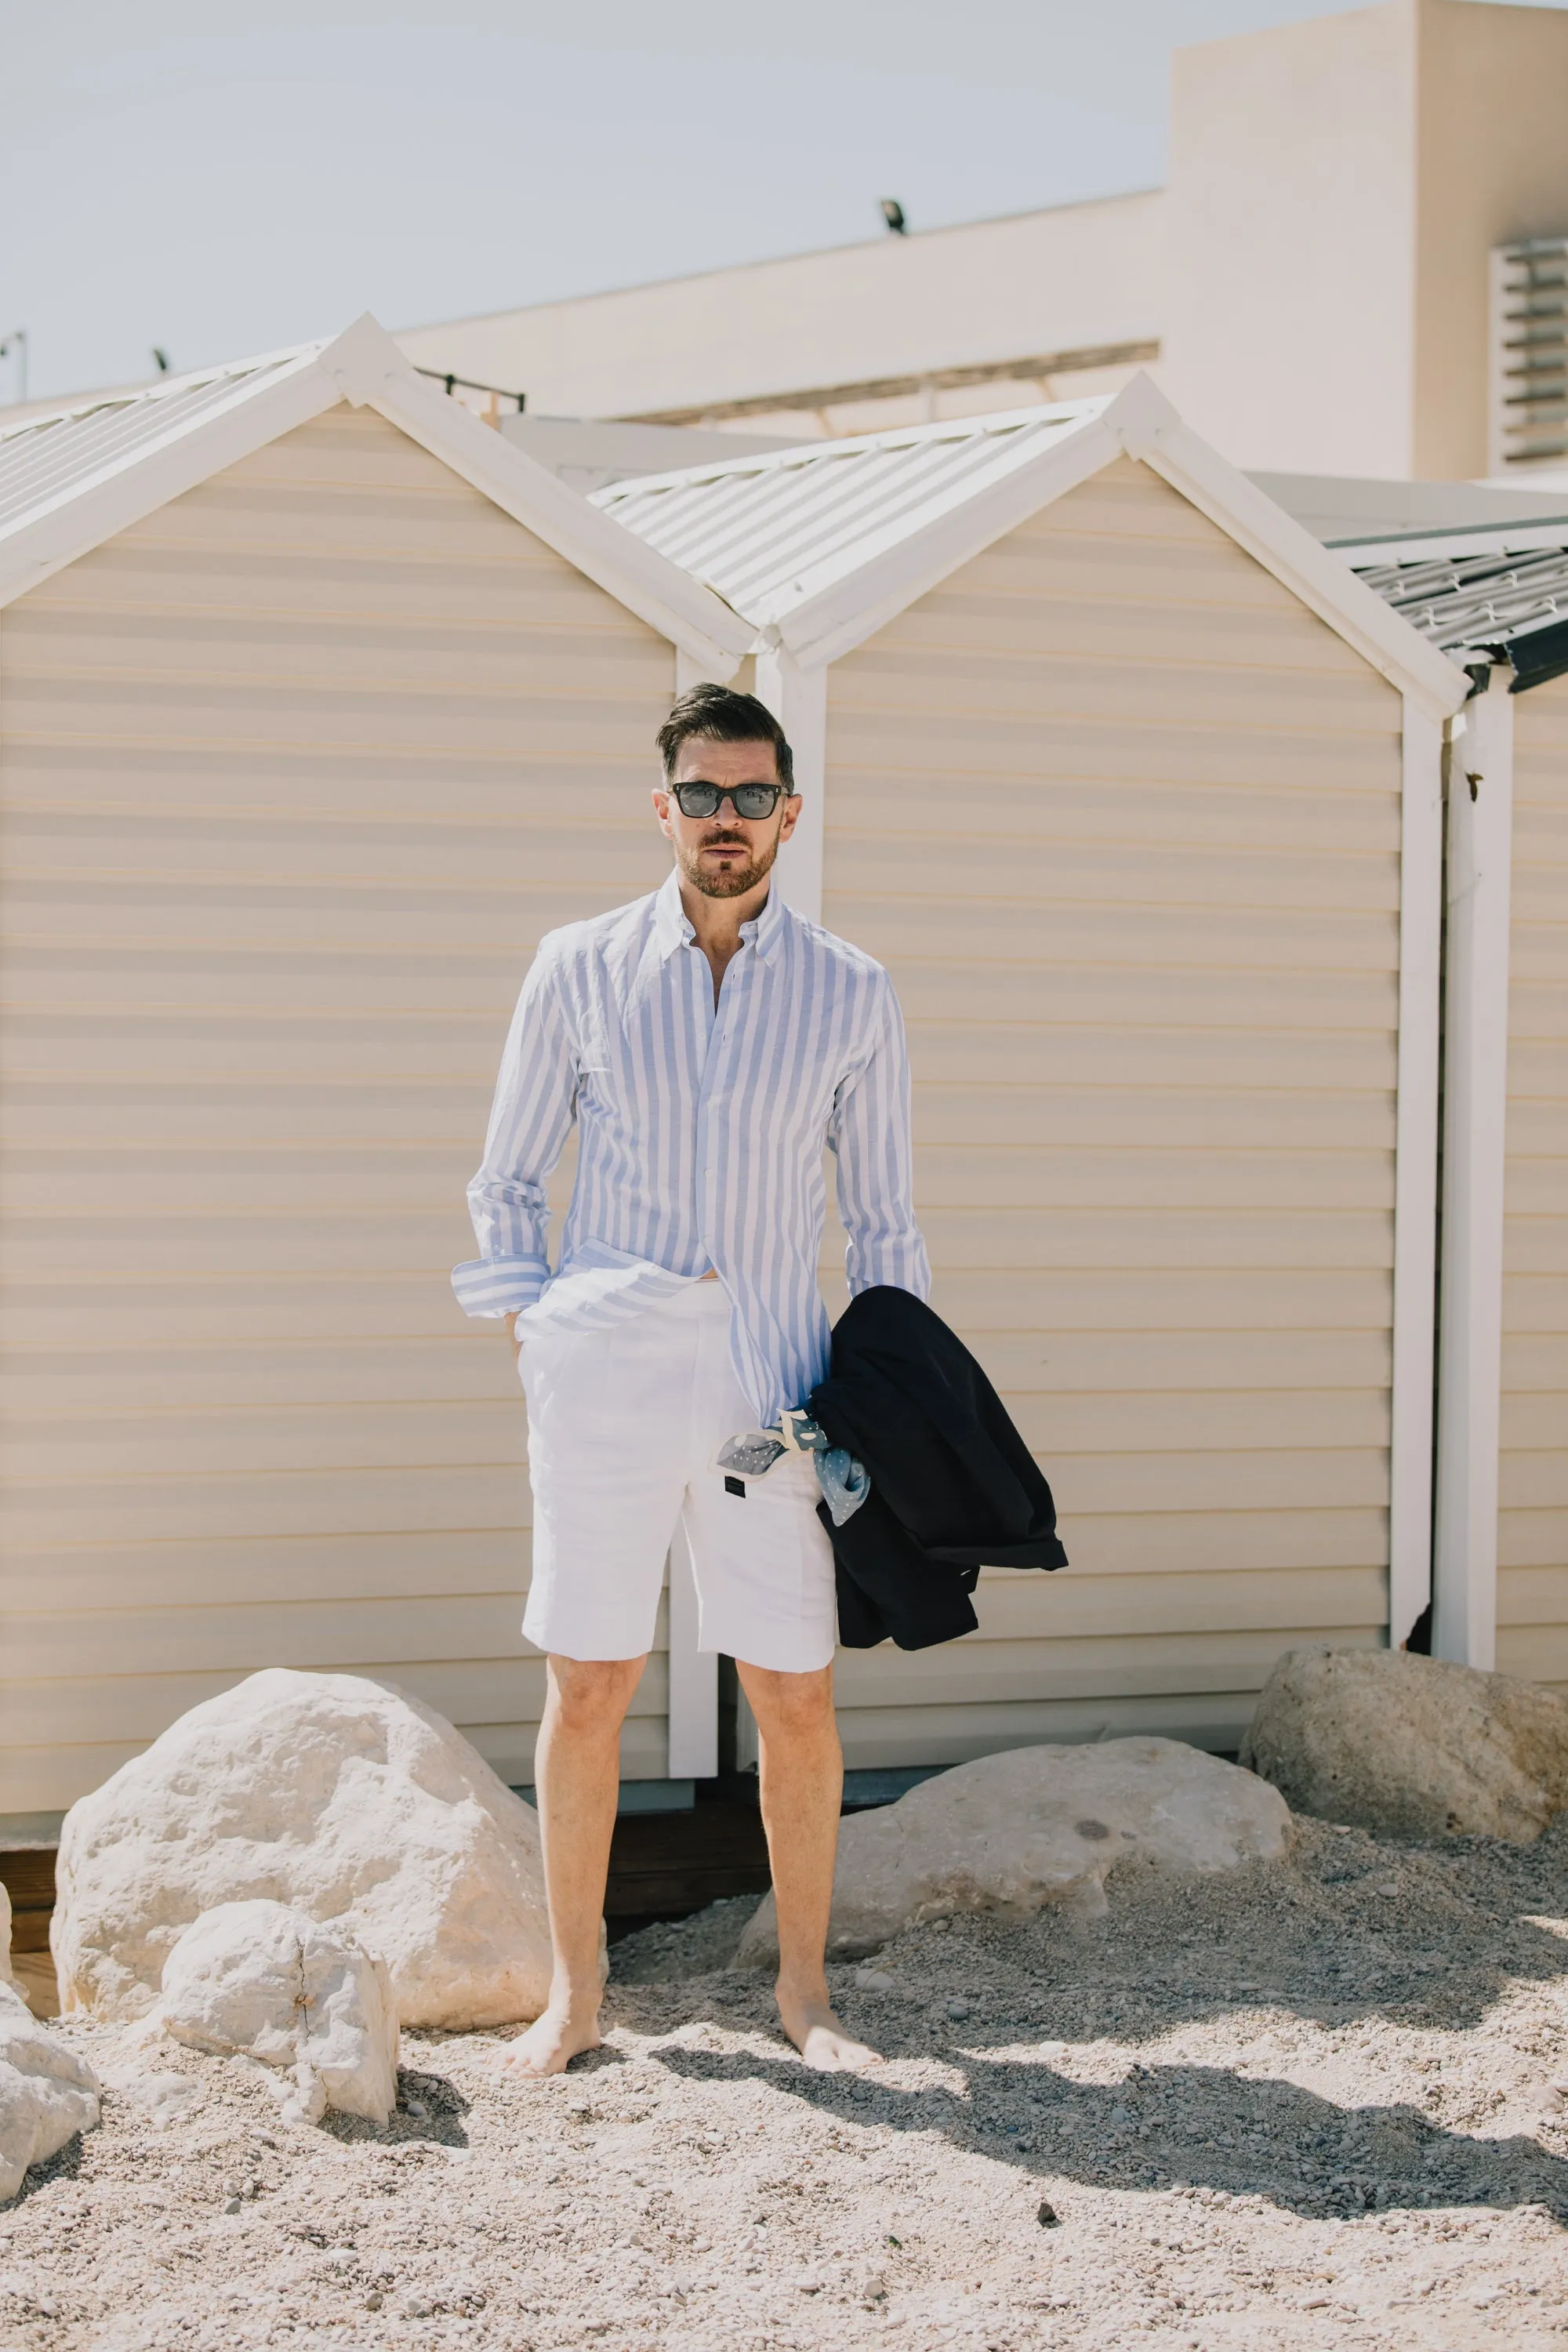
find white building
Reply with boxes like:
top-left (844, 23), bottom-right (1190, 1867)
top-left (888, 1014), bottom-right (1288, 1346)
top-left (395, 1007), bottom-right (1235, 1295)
top-left (397, 0), bottom-right (1568, 485)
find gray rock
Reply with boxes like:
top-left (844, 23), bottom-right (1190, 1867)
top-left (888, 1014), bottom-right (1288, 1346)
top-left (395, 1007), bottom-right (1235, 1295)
top-left (158, 1899), bottom-right (399, 2126)
top-left (1239, 1646), bottom-right (1568, 1842)
top-left (735, 1737), bottom-right (1290, 1966)
top-left (0, 1981), bottom-right (100, 2202)
top-left (52, 1668), bottom-right (568, 2028)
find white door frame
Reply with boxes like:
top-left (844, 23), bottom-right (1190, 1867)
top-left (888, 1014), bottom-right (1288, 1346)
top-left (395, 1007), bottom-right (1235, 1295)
top-left (1388, 699), bottom-right (1446, 1646)
top-left (1432, 666), bottom-right (1515, 1668)
top-left (753, 641), bottom-right (827, 923)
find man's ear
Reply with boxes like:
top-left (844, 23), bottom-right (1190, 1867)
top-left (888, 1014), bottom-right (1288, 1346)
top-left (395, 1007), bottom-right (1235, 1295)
top-left (779, 793), bottom-right (803, 844)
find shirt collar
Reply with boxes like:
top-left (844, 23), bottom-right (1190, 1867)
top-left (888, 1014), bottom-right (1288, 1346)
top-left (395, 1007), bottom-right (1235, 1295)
top-left (741, 883), bottom-right (787, 964)
top-left (652, 867), bottom-right (789, 965)
top-left (652, 869), bottom-right (693, 961)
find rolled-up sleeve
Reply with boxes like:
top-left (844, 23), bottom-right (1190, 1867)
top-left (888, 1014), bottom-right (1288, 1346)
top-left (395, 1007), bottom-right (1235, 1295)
top-left (452, 945), bottom-right (578, 1318)
top-left (829, 971), bottom-right (931, 1304)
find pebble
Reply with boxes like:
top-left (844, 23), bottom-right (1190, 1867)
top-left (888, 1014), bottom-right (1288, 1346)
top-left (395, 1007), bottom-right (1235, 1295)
top-left (856, 1969), bottom-right (896, 1992)
top-left (946, 1998), bottom-right (971, 2022)
top-left (110, 2071), bottom-right (201, 2128)
top-left (1037, 2201), bottom-right (1060, 2228)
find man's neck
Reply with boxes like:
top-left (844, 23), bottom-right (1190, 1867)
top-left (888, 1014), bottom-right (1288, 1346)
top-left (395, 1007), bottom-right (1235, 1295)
top-left (677, 870), bottom-right (771, 959)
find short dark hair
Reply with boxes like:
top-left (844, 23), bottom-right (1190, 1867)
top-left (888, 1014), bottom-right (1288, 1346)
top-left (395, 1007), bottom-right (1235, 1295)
top-left (656, 682), bottom-right (794, 791)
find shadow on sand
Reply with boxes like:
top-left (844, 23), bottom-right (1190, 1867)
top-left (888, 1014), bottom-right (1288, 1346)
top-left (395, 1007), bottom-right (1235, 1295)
top-left (652, 2041), bottom-right (1568, 2223)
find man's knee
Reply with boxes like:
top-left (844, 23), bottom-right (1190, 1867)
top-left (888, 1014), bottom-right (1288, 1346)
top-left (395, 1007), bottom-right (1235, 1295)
top-left (741, 1663), bottom-right (837, 1742)
top-left (546, 1653), bottom-right (644, 1737)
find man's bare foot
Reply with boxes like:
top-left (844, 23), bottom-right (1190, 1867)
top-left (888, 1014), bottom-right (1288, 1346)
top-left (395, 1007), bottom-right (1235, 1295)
top-left (777, 1987), bottom-right (880, 2073)
top-left (497, 1998), bottom-right (601, 2078)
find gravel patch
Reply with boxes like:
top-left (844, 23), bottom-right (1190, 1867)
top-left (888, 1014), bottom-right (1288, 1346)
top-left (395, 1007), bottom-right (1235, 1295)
top-left (6, 1814), bottom-right (1568, 2347)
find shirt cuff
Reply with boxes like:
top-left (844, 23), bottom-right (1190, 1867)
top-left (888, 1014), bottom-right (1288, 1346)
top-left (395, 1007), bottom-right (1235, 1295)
top-left (847, 1242), bottom-right (932, 1302)
top-left (451, 1257), bottom-right (550, 1319)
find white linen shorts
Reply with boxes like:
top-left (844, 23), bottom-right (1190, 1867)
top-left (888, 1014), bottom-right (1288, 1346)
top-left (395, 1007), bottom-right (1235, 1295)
top-left (517, 1281), bottom-right (837, 1673)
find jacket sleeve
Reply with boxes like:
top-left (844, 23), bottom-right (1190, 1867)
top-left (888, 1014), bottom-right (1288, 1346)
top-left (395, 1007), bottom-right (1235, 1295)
top-left (828, 970), bottom-right (931, 1304)
top-left (452, 945), bottom-right (578, 1318)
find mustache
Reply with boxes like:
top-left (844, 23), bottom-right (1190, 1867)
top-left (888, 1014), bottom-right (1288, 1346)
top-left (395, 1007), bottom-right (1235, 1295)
top-left (699, 831), bottom-right (750, 848)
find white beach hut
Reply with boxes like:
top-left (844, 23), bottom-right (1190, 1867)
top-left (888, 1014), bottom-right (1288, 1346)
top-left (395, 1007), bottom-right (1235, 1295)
top-left (598, 380), bottom-right (1472, 1774)
top-left (0, 316), bottom-right (753, 1831)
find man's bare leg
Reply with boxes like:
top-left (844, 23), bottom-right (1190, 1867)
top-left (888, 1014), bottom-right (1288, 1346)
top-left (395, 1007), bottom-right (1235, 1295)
top-left (737, 1660), bottom-right (879, 2073)
top-left (503, 1653), bottom-right (645, 2078)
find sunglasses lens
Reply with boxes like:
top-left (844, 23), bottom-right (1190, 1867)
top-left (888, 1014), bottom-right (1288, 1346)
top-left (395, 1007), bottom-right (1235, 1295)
top-left (670, 784), bottom-right (779, 818)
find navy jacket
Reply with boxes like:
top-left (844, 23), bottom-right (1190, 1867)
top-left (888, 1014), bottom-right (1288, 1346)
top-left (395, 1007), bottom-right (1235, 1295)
top-left (808, 1286), bottom-right (1067, 1651)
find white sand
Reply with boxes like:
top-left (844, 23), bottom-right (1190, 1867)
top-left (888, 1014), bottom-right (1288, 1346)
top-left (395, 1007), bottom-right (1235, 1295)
top-left (5, 1813), bottom-right (1568, 2349)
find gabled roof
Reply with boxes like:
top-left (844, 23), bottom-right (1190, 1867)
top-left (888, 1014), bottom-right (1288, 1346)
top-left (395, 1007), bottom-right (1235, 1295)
top-left (1342, 520), bottom-right (1568, 693)
top-left (0, 316), bottom-right (752, 677)
top-left (593, 376), bottom-right (1469, 719)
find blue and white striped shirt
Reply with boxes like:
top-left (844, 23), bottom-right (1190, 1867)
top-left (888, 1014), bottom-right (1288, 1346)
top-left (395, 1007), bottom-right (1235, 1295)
top-left (452, 869), bottom-right (930, 1425)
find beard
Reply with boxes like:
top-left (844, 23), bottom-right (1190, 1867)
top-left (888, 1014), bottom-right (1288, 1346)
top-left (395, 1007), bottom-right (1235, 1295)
top-left (677, 826), bottom-right (780, 900)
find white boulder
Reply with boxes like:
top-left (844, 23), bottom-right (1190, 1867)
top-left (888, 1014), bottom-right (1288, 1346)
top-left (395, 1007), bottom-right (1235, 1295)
top-left (1240, 1644), bottom-right (1568, 1842)
top-left (0, 1980), bottom-right (100, 2201)
top-left (737, 1736), bottom-right (1292, 1966)
top-left (2, 1882), bottom-right (13, 1986)
top-left (158, 1900), bottom-right (399, 2126)
top-left (52, 1668), bottom-right (562, 2029)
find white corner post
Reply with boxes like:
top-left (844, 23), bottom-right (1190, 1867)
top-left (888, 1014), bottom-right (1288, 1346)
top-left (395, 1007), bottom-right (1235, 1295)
top-left (1388, 697), bottom-right (1445, 1648)
top-left (753, 639), bottom-right (827, 922)
top-left (1432, 666), bottom-right (1515, 1669)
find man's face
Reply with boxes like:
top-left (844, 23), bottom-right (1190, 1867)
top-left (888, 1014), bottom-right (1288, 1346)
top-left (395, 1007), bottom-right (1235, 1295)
top-left (653, 735), bottom-right (800, 901)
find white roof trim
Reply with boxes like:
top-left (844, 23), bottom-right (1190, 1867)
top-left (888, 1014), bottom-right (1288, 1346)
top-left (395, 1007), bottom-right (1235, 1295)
top-left (772, 409), bottom-right (1123, 669)
top-left (0, 346), bottom-right (339, 609)
top-left (767, 375), bottom-right (1468, 717)
top-left (1124, 387), bottom-right (1470, 720)
top-left (1332, 518), bottom-right (1568, 564)
top-left (0, 314), bottom-right (752, 677)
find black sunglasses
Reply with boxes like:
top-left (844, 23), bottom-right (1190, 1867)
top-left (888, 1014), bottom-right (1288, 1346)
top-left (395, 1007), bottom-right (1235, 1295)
top-left (666, 781), bottom-right (789, 820)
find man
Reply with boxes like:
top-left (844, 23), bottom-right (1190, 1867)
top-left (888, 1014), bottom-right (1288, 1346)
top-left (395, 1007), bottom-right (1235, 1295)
top-left (453, 684), bottom-right (929, 2076)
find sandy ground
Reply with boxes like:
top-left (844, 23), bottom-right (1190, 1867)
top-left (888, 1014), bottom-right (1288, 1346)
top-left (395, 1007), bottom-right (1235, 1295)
top-left (7, 1812), bottom-right (1568, 2349)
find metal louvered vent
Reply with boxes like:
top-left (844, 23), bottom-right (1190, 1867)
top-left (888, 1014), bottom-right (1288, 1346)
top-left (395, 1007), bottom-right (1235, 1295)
top-left (1490, 238), bottom-right (1568, 472)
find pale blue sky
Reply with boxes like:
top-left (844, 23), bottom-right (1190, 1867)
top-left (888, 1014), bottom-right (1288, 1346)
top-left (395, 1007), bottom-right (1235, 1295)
top-left (5, 0), bottom-right (1562, 400)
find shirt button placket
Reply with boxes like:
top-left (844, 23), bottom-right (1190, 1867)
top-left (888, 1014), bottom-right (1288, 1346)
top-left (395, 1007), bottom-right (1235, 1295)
top-left (698, 947), bottom-right (745, 1277)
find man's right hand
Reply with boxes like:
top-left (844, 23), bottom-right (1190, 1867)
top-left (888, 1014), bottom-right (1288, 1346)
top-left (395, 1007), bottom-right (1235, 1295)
top-left (505, 1312), bottom-right (521, 1359)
